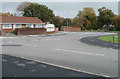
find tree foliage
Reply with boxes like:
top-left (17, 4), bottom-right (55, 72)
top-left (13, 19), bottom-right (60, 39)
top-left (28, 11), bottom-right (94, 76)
top-left (18, 2), bottom-right (54, 22)
top-left (62, 18), bottom-right (72, 26)
top-left (52, 16), bottom-right (64, 27)
top-left (77, 7), bottom-right (96, 30)
top-left (112, 15), bottom-right (120, 30)
top-left (0, 12), bottom-right (13, 16)
top-left (98, 7), bottom-right (115, 27)
top-left (71, 17), bottom-right (80, 26)
top-left (78, 8), bottom-right (96, 21)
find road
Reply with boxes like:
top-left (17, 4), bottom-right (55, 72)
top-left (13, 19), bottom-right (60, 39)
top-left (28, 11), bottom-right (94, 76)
top-left (2, 54), bottom-right (101, 77)
top-left (2, 32), bottom-right (118, 77)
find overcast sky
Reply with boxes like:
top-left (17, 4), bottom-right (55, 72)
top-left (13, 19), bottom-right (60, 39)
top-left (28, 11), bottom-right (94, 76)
top-left (0, 1), bottom-right (119, 18)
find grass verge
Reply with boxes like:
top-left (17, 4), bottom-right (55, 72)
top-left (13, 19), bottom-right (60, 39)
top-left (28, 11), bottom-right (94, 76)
top-left (98, 34), bottom-right (120, 43)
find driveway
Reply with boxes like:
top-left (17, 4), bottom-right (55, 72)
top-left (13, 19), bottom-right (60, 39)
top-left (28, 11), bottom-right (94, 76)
top-left (2, 32), bottom-right (118, 77)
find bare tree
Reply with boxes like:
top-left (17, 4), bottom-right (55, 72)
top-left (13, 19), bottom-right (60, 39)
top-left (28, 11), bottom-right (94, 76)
top-left (17, 2), bottom-right (32, 13)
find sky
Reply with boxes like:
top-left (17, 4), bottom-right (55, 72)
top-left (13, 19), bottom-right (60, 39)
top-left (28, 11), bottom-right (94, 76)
top-left (0, 1), bottom-right (119, 18)
top-left (1, 0), bottom-right (119, 2)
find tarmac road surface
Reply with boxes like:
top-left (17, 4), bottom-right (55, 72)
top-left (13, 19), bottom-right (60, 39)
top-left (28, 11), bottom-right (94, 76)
top-left (2, 32), bottom-right (118, 77)
top-left (2, 54), bottom-right (102, 77)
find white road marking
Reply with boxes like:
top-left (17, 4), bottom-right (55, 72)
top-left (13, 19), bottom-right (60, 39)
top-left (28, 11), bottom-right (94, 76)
top-left (17, 43), bottom-right (23, 44)
top-left (55, 48), bottom-right (105, 56)
top-left (22, 43), bottom-right (37, 47)
top-left (1, 37), bottom-right (19, 39)
top-left (7, 42), bottom-right (13, 43)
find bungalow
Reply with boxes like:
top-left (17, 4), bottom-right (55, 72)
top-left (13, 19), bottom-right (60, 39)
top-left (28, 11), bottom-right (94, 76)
top-left (0, 16), bottom-right (45, 33)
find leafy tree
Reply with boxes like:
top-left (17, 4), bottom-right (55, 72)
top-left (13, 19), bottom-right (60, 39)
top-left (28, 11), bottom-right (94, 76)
top-left (62, 18), bottom-right (72, 26)
top-left (98, 7), bottom-right (115, 28)
top-left (0, 12), bottom-right (13, 16)
top-left (18, 2), bottom-right (54, 22)
top-left (71, 17), bottom-right (80, 26)
top-left (77, 7), bottom-right (96, 30)
top-left (112, 15), bottom-right (120, 30)
top-left (52, 16), bottom-right (64, 27)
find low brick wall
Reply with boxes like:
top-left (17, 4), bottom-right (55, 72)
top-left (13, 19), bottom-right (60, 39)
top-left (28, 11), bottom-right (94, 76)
top-left (4, 29), bottom-right (13, 33)
top-left (61, 26), bottom-right (81, 32)
top-left (0, 30), bottom-right (6, 36)
top-left (14, 28), bottom-right (46, 35)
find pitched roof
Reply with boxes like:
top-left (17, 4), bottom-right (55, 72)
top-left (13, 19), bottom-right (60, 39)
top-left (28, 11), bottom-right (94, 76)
top-left (0, 16), bottom-right (44, 24)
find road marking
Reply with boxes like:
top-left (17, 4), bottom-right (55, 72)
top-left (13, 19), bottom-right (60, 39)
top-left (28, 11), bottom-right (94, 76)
top-left (5, 54), bottom-right (111, 78)
top-left (1, 37), bottom-right (19, 39)
top-left (7, 42), bottom-right (13, 43)
top-left (55, 48), bottom-right (105, 56)
top-left (22, 43), bottom-right (37, 47)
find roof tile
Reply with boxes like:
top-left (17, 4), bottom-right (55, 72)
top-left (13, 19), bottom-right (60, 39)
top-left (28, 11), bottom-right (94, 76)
top-left (0, 16), bottom-right (44, 24)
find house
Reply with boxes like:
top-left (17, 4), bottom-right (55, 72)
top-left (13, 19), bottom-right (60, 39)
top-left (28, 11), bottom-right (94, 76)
top-left (0, 16), bottom-right (45, 33)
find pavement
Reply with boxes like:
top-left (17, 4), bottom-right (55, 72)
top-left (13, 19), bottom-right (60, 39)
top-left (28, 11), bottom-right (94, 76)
top-left (0, 31), bottom-right (65, 38)
top-left (80, 35), bottom-right (120, 49)
top-left (1, 32), bottom-right (118, 78)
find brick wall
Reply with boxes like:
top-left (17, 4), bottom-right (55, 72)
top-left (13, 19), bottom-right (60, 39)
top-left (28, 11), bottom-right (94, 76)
top-left (0, 30), bottom-right (6, 36)
top-left (4, 29), bottom-right (13, 33)
top-left (61, 26), bottom-right (81, 32)
top-left (14, 28), bottom-right (46, 35)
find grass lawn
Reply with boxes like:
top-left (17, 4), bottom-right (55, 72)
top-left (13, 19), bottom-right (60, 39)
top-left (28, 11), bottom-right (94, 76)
top-left (98, 34), bottom-right (120, 43)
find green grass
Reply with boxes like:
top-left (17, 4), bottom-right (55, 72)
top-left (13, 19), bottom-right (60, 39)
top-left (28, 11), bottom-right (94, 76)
top-left (110, 31), bottom-right (120, 33)
top-left (98, 34), bottom-right (120, 43)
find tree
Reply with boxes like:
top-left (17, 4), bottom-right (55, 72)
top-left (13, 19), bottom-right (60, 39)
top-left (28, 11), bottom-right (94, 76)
top-left (52, 16), bottom-right (64, 27)
top-left (112, 15), bottom-right (120, 30)
top-left (77, 7), bottom-right (96, 30)
top-left (71, 17), bottom-right (80, 26)
top-left (17, 2), bottom-right (54, 22)
top-left (62, 18), bottom-right (72, 26)
top-left (98, 7), bottom-right (115, 28)
top-left (0, 12), bottom-right (13, 16)
top-left (17, 2), bottom-right (32, 13)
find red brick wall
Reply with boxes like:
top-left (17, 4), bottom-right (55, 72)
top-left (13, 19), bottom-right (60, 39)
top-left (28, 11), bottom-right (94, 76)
top-left (4, 29), bottom-right (13, 33)
top-left (0, 30), bottom-right (6, 36)
top-left (61, 26), bottom-right (81, 32)
top-left (14, 28), bottom-right (46, 35)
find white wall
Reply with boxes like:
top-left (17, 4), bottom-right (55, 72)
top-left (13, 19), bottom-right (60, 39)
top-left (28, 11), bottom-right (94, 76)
top-left (47, 27), bottom-right (55, 32)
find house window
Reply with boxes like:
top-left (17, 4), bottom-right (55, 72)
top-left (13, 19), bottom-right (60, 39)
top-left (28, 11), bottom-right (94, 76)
top-left (15, 24), bottom-right (22, 28)
top-left (26, 24), bottom-right (32, 28)
top-left (35, 24), bottom-right (42, 28)
top-left (2, 24), bottom-right (12, 29)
